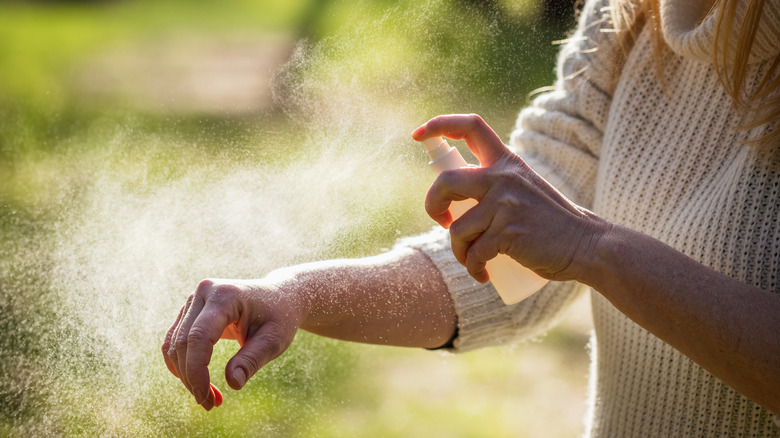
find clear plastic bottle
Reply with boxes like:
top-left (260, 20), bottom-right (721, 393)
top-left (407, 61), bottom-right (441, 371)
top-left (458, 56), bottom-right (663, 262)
top-left (420, 136), bottom-right (548, 305)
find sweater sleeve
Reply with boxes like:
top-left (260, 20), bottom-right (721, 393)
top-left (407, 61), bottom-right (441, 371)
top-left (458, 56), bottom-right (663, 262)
top-left (512, 0), bottom-right (618, 209)
top-left (403, 228), bottom-right (590, 352)
top-left (404, 0), bottom-right (618, 352)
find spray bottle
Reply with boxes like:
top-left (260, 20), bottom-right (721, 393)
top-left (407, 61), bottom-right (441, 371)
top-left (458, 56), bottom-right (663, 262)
top-left (420, 136), bottom-right (548, 305)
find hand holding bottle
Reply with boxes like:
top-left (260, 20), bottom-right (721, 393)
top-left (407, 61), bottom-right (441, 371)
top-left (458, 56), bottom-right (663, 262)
top-left (412, 114), bottom-right (608, 288)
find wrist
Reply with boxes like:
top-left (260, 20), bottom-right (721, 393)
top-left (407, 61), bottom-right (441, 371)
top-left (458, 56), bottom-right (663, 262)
top-left (569, 216), bottom-right (618, 289)
top-left (576, 221), bottom-right (644, 298)
top-left (263, 266), bottom-right (316, 330)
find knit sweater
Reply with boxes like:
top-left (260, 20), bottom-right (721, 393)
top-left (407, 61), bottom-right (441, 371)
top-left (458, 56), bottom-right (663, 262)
top-left (407, 0), bottom-right (780, 436)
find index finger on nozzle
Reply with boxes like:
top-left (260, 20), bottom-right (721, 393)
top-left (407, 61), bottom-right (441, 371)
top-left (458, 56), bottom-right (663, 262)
top-left (412, 114), bottom-right (484, 140)
top-left (411, 116), bottom-right (463, 142)
top-left (413, 114), bottom-right (507, 166)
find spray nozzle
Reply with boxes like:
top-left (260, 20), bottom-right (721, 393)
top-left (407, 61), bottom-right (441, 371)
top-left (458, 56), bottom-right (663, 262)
top-left (421, 137), bottom-right (451, 161)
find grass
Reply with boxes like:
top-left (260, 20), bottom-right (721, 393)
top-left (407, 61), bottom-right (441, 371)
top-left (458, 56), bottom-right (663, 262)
top-left (0, 0), bottom-right (588, 436)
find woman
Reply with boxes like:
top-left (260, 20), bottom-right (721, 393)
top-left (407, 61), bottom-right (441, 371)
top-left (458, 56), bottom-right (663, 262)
top-left (162, 0), bottom-right (780, 435)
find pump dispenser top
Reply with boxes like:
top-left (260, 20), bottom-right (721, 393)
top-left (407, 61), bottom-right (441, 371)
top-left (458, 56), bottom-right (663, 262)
top-left (422, 136), bottom-right (471, 174)
top-left (421, 137), bottom-right (449, 159)
top-left (418, 136), bottom-right (548, 305)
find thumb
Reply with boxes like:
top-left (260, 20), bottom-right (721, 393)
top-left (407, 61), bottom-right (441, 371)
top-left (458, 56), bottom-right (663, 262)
top-left (225, 322), bottom-right (290, 390)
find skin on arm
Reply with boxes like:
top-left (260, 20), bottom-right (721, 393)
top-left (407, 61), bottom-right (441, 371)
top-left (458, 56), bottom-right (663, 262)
top-left (162, 247), bottom-right (456, 411)
top-left (577, 225), bottom-right (780, 415)
top-left (414, 113), bottom-right (780, 414)
top-left (294, 249), bottom-right (456, 347)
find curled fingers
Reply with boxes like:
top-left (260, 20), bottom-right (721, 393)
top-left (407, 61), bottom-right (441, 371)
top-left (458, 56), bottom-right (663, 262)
top-left (185, 285), bottom-right (242, 405)
top-left (162, 304), bottom-right (186, 378)
top-left (425, 167), bottom-right (489, 228)
top-left (448, 200), bottom-right (494, 265)
top-left (225, 320), bottom-right (291, 391)
top-left (174, 293), bottom-right (205, 392)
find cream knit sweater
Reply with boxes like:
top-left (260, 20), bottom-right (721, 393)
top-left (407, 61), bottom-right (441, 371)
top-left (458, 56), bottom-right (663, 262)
top-left (407, 0), bottom-right (780, 436)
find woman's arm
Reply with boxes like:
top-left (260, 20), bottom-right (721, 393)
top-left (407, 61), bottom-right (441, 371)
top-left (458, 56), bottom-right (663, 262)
top-left (578, 224), bottom-right (780, 414)
top-left (292, 248), bottom-right (456, 347)
top-left (416, 113), bottom-right (780, 414)
top-left (161, 247), bottom-right (456, 411)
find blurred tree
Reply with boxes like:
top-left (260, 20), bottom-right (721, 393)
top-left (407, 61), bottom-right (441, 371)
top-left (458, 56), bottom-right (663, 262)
top-left (297, 0), bottom-right (578, 41)
top-left (459, 0), bottom-right (577, 21)
top-left (458, 0), bottom-right (501, 14)
top-left (541, 0), bottom-right (578, 21)
top-left (296, 0), bottom-right (331, 40)
top-left (462, 0), bottom-right (578, 23)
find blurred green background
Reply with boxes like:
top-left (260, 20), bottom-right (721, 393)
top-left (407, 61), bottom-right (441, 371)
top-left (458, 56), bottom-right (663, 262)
top-left (0, 0), bottom-right (593, 436)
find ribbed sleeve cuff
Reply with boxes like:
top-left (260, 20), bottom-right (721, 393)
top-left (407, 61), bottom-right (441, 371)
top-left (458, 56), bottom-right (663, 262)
top-left (399, 229), bottom-right (531, 352)
top-left (401, 229), bottom-right (508, 352)
top-left (400, 228), bottom-right (586, 352)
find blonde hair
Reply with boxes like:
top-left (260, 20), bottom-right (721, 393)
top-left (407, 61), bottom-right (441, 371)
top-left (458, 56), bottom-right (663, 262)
top-left (609, 0), bottom-right (779, 160)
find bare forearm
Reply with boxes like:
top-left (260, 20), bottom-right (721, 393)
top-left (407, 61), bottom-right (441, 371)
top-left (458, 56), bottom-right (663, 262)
top-left (579, 224), bottom-right (780, 413)
top-left (270, 248), bottom-right (456, 349)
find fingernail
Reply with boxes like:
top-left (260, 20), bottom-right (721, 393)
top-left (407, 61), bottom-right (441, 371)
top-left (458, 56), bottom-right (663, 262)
top-left (411, 126), bottom-right (426, 139)
top-left (233, 368), bottom-right (247, 389)
top-left (212, 384), bottom-right (223, 407)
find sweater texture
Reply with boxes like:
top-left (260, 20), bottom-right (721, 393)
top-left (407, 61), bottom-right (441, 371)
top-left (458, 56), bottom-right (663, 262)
top-left (407, 0), bottom-right (780, 436)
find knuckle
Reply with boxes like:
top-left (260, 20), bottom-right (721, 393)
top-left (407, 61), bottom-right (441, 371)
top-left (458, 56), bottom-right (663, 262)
top-left (435, 169), bottom-right (465, 194)
top-left (196, 279), bottom-right (214, 297)
top-left (493, 169), bottom-right (519, 187)
top-left (437, 168), bottom-right (458, 185)
top-left (187, 325), bottom-right (213, 345)
top-left (466, 113), bottom-right (485, 129)
top-left (467, 244), bottom-right (484, 261)
top-left (198, 278), bottom-right (244, 305)
top-left (504, 223), bottom-right (528, 240)
top-left (493, 190), bottom-right (522, 211)
top-left (468, 239), bottom-right (496, 264)
top-left (173, 333), bottom-right (188, 351)
top-left (209, 284), bottom-right (243, 307)
top-left (448, 218), bottom-right (466, 237)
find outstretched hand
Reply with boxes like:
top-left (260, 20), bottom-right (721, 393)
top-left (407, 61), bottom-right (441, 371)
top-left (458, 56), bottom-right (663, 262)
top-left (162, 278), bottom-right (307, 410)
top-left (412, 114), bottom-right (609, 283)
